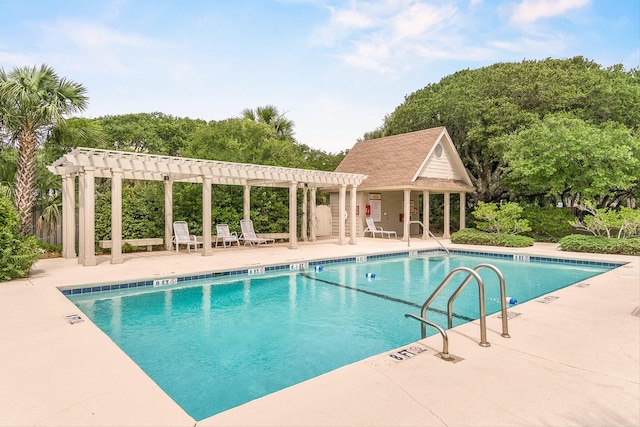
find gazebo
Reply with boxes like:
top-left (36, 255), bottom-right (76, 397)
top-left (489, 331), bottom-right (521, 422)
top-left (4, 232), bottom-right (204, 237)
top-left (48, 148), bottom-right (366, 266)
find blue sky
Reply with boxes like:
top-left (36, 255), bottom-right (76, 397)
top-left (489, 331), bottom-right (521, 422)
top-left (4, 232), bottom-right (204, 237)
top-left (1, 0), bottom-right (638, 153)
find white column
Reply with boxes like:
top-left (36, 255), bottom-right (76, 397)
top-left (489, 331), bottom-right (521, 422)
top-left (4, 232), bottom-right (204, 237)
top-left (243, 185), bottom-right (251, 221)
top-left (82, 167), bottom-right (96, 266)
top-left (422, 190), bottom-right (430, 239)
top-left (309, 187), bottom-right (317, 242)
top-left (164, 178), bottom-right (173, 251)
top-left (202, 177), bottom-right (213, 256)
top-left (338, 184), bottom-right (346, 245)
top-left (402, 189), bottom-right (411, 241)
top-left (443, 192), bottom-right (451, 239)
top-left (288, 182), bottom-right (298, 249)
top-left (78, 171), bottom-right (85, 263)
top-left (301, 186), bottom-right (308, 242)
top-left (459, 192), bottom-right (466, 230)
top-left (349, 185), bottom-right (357, 245)
top-left (62, 174), bottom-right (76, 258)
top-left (110, 170), bottom-right (123, 264)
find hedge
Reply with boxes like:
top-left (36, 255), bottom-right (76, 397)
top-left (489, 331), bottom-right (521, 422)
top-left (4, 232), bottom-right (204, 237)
top-left (450, 228), bottom-right (534, 248)
top-left (559, 234), bottom-right (640, 255)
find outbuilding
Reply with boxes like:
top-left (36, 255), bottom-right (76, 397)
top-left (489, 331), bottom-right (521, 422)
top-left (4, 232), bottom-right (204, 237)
top-left (329, 127), bottom-right (475, 241)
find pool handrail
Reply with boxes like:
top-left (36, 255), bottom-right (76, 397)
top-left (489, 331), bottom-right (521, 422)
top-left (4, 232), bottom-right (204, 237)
top-left (414, 266), bottom-right (490, 346)
top-left (407, 220), bottom-right (450, 256)
top-left (446, 264), bottom-right (510, 339)
top-left (404, 313), bottom-right (451, 360)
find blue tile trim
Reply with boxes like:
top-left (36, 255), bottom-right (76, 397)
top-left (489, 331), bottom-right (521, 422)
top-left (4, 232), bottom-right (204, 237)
top-left (60, 248), bottom-right (624, 297)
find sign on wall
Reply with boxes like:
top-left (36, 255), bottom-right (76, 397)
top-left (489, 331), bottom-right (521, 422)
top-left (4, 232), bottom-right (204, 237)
top-left (370, 199), bottom-right (382, 221)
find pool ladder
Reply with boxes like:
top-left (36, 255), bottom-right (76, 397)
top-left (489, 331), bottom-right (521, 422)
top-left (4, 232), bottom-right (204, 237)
top-left (407, 220), bottom-right (449, 256)
top-left (405, 264), bottom-right (511, 359)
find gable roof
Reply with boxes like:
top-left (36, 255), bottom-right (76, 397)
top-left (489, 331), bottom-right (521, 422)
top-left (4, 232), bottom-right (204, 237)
top-left (335, 127), bottom-right (474, 192)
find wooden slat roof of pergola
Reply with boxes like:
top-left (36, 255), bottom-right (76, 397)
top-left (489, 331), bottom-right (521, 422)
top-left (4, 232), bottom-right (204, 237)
top-left (48, 147), bottom-right (367, 188)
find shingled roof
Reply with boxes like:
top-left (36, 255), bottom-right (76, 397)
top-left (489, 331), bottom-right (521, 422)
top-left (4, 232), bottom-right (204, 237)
top-left (335, 127), bottom-right (474, 192)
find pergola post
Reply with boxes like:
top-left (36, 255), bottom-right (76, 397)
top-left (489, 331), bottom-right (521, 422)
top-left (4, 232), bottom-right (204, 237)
top-left (309, 187), bottom-right (317, 242)
top-left (243, 185), bottom-right (251, 221)
top-left (202, 177), bottom-right (213, 256)
top-left (164, 178), bottom-right (173, 251)
top-left (301, 186), bottom-right (308, 242)
top-left (422, 190), bottom-right (430, 239)
top-left (81, 167), bottom-right (96, 266)
top-left (288, 182), bottom-right (298, 249)
top-left (349, 185), bottom-right (357, 245)
top-left (459, 192), bottom-right (466, 230)
top-left (338, 184), bottom-right (346, 245)
top-left (110, 170), bottom-right (123, 264)
top-left (62, 173), bottom-right (76, 259)
top-left (402, 189), bottom-right (411, 241)
top-left (78, 171), bottom-right (85, 262)
top-left (443, 192), bottom-right (451, 239)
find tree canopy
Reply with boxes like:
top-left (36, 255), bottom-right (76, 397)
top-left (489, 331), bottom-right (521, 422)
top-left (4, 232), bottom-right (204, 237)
top-left (368, 56), bottom-right (640, 206)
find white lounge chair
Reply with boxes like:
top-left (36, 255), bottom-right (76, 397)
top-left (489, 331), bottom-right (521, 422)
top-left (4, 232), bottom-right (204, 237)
top-left (240, 220), bottom-right (275, 247)
top-left (362, 216), bottom-right (397, 239)
top-left (215, 224), bottom-right (240, 248)
top-left (172, 221), bottom-right (204, 253)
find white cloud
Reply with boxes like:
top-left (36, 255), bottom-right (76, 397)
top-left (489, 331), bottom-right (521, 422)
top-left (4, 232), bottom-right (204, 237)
top-left (32, 19), bottom-right (170, 76)
top-left (510, 0), bottom-right (590, 25)
top-left (311, 1), bottom-right (459, 74)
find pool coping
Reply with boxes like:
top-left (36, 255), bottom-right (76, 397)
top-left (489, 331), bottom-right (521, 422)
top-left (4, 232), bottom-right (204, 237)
top-left (1, 239), bottom-right (638, 426)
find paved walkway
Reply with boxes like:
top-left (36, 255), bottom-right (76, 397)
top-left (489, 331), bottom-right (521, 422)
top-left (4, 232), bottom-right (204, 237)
top-left (1, 238), bottom-right (638, 426)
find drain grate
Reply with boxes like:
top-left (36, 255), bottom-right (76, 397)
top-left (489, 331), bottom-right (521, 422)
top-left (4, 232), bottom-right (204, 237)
top-left (496, 311), bottom-right (521, 319)
top-left (537, 295), bottom-right (559, 304)
top-left (632, 307), bottom-right (640, 318)
top-left (575, 282), bottom-right (590, 288)
top-left (64, 314), bottom-right (84, 324)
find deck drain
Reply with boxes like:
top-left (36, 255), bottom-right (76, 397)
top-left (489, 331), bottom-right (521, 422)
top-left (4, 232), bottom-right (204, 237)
top-left (64, 314), bottom-right (84, 324)
top-left (496, 311), bottom-right (521, 319)
top-left (632, 307), bottom-right (640, 318)
top-left (575, 282), bottom-right (590, 288)
top-left (537, 295), bottom-right (559, 304)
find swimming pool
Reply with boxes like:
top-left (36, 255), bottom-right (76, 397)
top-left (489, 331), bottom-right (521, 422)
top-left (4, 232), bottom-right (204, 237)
top-left (66, 250), bottom-right (621, 420)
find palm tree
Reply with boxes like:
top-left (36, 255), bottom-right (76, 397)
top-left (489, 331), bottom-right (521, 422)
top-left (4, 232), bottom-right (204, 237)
top-left (0, 64), bottom-right (88, 235)
top-left (241, 105), bottom-right (295, 140)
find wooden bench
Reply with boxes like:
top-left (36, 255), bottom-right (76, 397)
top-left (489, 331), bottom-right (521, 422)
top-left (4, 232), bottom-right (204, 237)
top-left (98, 238), bottom-right (164, 252)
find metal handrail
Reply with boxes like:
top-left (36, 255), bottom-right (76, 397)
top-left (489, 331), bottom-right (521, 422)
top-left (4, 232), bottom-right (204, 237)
top-left (471, 264), bottom-right (510, 338)
top-left (416, 267), bottom-right (489, 346)
top-left (407, 220), bottom-right (450, 256)
top-left (404, 313), bottom-right (452, 360)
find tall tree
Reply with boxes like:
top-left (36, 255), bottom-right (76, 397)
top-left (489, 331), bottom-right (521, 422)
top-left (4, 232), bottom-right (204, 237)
top-left (241, 105), bottom-right (295, 141)
top-left (0, 64), bottom-right (88, 235)
top-left (371, 57), bottom-right (639, 203)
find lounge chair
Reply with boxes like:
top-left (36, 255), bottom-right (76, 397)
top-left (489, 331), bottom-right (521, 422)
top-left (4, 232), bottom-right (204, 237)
top-left (172, 221), bottom-right (204, 253)
top-left (215, 224), bottom-right (240, 248)
top-left (240, 219), bottom-right (275, 247)
top-left (362, 216), bottom-right (397, 239)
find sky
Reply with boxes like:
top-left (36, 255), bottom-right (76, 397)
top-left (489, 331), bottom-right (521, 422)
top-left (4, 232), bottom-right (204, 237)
top-left (1, 0), bottom-right (638, 154)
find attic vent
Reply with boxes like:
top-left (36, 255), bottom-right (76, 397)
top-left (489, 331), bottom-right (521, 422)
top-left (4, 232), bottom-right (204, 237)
top-left (434, 144), bottom-right (443, 158)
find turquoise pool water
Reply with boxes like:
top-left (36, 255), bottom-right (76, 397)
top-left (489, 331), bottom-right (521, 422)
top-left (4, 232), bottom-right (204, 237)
top-left (67, 252), bottom-right (617, 420)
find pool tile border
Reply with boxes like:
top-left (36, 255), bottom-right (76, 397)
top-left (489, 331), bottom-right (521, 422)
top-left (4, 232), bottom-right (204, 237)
top-left (59, 248), bottom-right (624, 296)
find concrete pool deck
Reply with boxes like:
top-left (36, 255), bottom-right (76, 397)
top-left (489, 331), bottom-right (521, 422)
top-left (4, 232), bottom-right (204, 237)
top-left (1, 238), bottom-right (638, 426)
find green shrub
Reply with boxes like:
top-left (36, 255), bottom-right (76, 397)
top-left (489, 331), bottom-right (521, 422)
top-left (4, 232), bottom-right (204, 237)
top-left (451, 228), bottom-right (534, 247)
top-left (472, 202), bottom-right (531, 235)
top-left (0, 193), bottom-right (41, 281)
top-left (559, 234), bottom-right (640, 255)
top-left (522, 206), bottom-right (576, 242)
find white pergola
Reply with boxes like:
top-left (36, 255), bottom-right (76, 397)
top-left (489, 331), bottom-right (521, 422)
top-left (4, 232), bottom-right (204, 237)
top-left (48, 148), bottom-right (366, 266)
